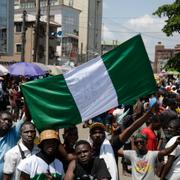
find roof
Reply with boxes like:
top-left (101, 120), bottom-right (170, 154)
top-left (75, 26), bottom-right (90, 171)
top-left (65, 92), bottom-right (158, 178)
top-left (63, 33), bottom-right (79, 39)
top-left (101, 40), bottom-right (121, 46)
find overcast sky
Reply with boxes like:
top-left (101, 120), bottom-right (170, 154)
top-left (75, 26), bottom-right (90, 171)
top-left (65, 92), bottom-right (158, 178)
top-left (102, 0), bottom-right (180, 61)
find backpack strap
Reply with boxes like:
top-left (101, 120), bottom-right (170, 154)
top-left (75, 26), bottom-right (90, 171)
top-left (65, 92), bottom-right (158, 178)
top-left (18, 144), bottom-right (26, 159)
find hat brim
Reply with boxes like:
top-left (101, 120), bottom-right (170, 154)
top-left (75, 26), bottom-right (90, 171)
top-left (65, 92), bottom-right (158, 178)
top-left (89, 122), bottom-right (106, 132)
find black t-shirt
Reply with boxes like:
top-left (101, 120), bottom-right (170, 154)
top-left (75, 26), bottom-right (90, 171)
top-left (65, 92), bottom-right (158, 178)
top-left (74, 157), bottom-right (111, 180)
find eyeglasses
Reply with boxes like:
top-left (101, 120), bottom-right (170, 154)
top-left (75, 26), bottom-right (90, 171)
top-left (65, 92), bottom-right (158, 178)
top-left (134, 140), bottom-right (145, 145)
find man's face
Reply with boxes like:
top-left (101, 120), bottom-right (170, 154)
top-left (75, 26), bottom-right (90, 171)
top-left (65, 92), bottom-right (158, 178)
top-left (41, 139), bottom-right (59, 156)
top-left (167, 125), bottom-right (180, 137)
top-left (134, 138), bottom-right (147, 152)
top-left (0, 113), bottom-right (12, 133)
top-left (21, 124), bottom-right (36, 145)
top-left (75, 144), bottom-right (91, 165)
top-left (149, 114), bottom-right (161, 130)
top-left (90, 128), bottom-right (105, 146)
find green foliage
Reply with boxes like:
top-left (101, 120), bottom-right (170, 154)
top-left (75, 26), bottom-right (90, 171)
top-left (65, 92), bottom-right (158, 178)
top-left (164, 53), bottom-right (180, 72)
top-left (153, 0), bottom-right (180, 36)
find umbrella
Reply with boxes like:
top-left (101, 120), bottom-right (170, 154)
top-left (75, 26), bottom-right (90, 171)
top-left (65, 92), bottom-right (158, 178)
top-left (0, 64), bottom-right (9, 75)
top-left (33, 62), bottom-right (50, 73)
top-left (8, 62), bottom-right (45, 77)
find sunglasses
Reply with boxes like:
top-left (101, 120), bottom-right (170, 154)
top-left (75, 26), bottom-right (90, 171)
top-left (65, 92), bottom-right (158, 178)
top-left (134, 140), bottom-right (145, 145)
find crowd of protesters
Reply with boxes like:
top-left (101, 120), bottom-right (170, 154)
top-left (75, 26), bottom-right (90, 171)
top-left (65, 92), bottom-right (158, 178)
top-left (0, 72), bottom-right (180, 180)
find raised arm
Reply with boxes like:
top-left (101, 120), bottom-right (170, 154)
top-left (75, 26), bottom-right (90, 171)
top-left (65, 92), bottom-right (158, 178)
top-left (158, 137), bottom-right (180, 160)
top-left (64, 160), bottom-right (76, 180)
top-left (119, 110), bottom-right (152, 143)
top-left (57, 143), bottom-right (76, 161)
top-left (160, 155), bottom-right (175, 180)
top-left (117, 149), bottom-right (125, 157)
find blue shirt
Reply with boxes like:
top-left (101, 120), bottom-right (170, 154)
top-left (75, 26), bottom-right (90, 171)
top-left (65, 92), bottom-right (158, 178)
top-left (0, 120), bottom-right (23, 179)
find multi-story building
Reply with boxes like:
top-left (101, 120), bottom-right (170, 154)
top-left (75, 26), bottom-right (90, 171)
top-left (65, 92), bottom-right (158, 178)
top-left (15, 0), bottom-right (103, 64)
top-left (154, 42), bottom-right (180, 73)
top-left (15, 0), bottom-right (80, 65)
top-left (0, 14), bottom-right (59, 65)
top-left (0, 0), bottom-right (14, 56)
top-left (63, 0), bottom-right (103, 62)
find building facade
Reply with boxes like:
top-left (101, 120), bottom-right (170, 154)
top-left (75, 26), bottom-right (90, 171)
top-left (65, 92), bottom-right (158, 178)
top-left (101, 40), bottom-right (121, 54)
top-left (0, 14), bottom-right (59, 65)
top-left (0, 0), bottom-right (14, 55)
top-left (15, 0), bottom-right (80, 65)
top-left (63, 0), bottom-right (103, 62)
top-left (15, 0), bottom-right (103, 64)
top-left (154, 42), bottom-right (180, 73)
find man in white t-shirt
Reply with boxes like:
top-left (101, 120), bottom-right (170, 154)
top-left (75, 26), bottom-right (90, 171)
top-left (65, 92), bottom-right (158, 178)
top-left (17, 129), bottom-right (64, 179)
top-left (118, 133), bottom-right (180, 180)
top-left (160, 118), bottom-right (180, 180)
top-left (3, 121), bottom-right (39, 180)
top-left (89, 122), bottom-right (118, 180)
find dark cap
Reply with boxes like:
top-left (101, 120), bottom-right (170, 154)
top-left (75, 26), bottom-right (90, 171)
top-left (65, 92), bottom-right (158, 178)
top-left (89, 122), bottom-right (106, 132)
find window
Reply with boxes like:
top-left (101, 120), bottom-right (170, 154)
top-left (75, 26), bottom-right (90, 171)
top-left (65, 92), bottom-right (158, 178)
top-left (16, 23), bottom-right (22, 32)
top-left (16, 44), bottom-right (22, 53)
top-left (69, 0), bottom-right (74, 6)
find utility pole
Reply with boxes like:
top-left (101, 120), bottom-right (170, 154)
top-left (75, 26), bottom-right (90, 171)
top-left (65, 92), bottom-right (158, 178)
top-left (45, 0), bottom-right (50, 65)
top-left (86, 0), bottom-right (90, 62)
top-left (33, 0), bottom-right (40, 62)
top-left (21, 10), bottom-right (27, 62)
top-left (80, 42), bottom-right (83, 64)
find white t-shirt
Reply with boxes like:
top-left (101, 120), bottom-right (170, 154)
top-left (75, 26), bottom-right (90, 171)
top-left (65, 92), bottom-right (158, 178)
top-left (17, 154), bottom-right (64, 179)
top-left (124, 150), bottom-right (158, 180)
top-left (165, 136), bottom-right (180, 180)
top-left (3, 141), bottom-right (40, 180)
top-left (99, 138), bottom-right (118, 180)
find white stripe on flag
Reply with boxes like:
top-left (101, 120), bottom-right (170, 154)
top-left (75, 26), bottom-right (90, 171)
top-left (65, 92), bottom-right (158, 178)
top-left (64, 56), bottom-right (118, 121)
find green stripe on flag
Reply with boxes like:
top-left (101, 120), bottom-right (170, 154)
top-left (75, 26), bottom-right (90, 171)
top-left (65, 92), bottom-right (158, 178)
top-left (102, 34), bottom-right (157, 105)
top-left (21, 75), bottom-right (81, 131)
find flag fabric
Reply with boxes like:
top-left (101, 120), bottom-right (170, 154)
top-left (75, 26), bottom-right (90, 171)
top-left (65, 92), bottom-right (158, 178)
top-left (116, 109), bottom-right (130, 124)
top-left (21, 34), bottom-right (157, 131)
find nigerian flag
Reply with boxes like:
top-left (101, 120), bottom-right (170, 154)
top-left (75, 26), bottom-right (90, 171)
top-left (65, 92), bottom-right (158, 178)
top-left (21, 35), bottom-right (157, 131)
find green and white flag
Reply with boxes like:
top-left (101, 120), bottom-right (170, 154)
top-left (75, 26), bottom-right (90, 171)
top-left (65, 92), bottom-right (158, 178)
top-left (21, 35), bottom-right (157, 131)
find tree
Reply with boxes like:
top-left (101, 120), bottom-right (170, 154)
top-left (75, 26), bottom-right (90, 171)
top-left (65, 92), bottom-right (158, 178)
top-left (164, 52), bottom-right (180, 72)
top-left (153, 0), bottom-right (180, 36)
top-left (154, 1), bottom-right (180, 72)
